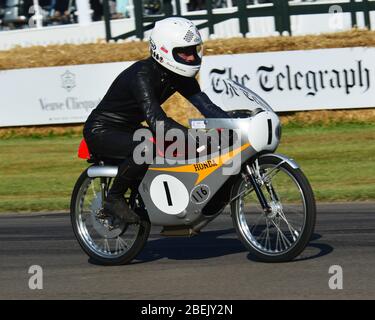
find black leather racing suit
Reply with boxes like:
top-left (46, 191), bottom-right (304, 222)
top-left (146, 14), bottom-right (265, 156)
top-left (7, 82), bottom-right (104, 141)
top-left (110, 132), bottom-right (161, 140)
top-left (83, 57), bottom-right (229, 195)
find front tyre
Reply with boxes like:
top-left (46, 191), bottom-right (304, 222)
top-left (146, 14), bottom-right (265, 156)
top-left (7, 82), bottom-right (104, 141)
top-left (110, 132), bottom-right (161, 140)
top-left (70, 169), bottom-right (151, 265)
top-left (231, 155), bottom-right (316, 262)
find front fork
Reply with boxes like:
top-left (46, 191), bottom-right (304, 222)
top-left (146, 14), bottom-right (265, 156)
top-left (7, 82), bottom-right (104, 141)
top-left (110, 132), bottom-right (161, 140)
top-left (245, 161), bottom-right (278, 214)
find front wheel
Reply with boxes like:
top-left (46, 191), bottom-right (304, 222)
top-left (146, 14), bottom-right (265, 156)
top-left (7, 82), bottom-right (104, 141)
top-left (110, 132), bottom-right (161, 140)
top-left (70, 168), bottom-right (151, 265)
top-left (231, 155), bottom-right (316, 262)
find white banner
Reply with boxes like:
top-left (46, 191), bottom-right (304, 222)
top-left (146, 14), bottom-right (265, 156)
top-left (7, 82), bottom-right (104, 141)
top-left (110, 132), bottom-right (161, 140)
top-left (0, 47), bottom-right (374, 127)
top-left (0, 61), bottom-right (134, 127)
top-left (200, 47), bottom-right (375, 112)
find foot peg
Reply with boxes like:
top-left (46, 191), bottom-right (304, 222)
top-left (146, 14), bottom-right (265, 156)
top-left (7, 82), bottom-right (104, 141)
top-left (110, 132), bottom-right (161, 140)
top-left (160, 226), bottom-right (199, 237)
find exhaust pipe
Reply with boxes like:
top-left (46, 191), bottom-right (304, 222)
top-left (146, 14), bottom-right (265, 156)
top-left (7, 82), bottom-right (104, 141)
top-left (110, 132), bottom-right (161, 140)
top-left (87, 166), bottom-right (118, 178)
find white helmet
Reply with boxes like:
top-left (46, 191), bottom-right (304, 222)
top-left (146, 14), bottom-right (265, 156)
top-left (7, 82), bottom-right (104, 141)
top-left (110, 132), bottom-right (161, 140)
top-left (149, 17), bottom-right (203, 77)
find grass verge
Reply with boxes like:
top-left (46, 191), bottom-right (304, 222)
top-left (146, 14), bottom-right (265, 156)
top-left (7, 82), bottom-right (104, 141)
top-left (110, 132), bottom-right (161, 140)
top-left (0, 122), bottom-right (374, 212)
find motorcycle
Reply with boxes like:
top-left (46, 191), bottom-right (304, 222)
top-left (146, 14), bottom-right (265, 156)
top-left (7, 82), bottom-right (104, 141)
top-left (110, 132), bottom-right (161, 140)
top-left (70, 80), bottom-right (316, 265)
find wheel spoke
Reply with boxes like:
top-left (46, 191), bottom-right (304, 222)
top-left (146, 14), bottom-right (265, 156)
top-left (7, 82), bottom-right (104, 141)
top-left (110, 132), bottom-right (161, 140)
top-left (269, 218), bottom-right (292, 248)
top-left (278, 210), bottom-right (300, 241)
top-left (115, 236), bottom-right (128, 253)
top-left (265, 220), bottom-right (271, 251)
top-left (257, 227), bottom-right (268, 246)
top-left (101, 238), bottom-right (111, 253)
top-left (231, 184), bottom-right (254, 202)
top-left (262, 167), bottom-right (281, 184)
top-left (90, 180), bottom-right (98, 199)
top-left (267, 182), bottom-right (280, 203)
top-left (275, 223), bottom-right (281, 252)
top-left (250, 212), bottom-right (266, 234)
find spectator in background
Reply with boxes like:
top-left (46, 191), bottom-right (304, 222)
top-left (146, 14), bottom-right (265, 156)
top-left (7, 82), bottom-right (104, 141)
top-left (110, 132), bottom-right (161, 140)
top-left (90, 0), bottom-right (103, 21)
top-left (23, 0), bottom-right (34, 18)
top-left (49, 0), bottom-right (56, 14)
top-left (163, 0), bottom-right (173, 16)
top-left (53, 0), bottom-right (71, 22)
top-left (188, 0), bottom-right (205, 11)
top-left (144, 0), bottom-right (162, 15)
top-left (23, 0), bottom-right (52, 20)
top-left (187, 0), bottom-right (273, 10)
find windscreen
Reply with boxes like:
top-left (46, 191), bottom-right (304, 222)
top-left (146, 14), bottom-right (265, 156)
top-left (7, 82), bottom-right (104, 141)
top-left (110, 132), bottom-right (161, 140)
top-left (202, 79), bottom-right (274, 113)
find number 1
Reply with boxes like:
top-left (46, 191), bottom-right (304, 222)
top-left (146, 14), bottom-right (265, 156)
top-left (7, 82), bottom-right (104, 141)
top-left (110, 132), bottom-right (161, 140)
top-left (163, 181), bottom-right (173, 206)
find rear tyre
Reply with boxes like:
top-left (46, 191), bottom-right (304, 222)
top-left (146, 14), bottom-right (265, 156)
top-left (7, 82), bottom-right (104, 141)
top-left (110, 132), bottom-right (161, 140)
top-left (70, 168), bottom-right (151, 265)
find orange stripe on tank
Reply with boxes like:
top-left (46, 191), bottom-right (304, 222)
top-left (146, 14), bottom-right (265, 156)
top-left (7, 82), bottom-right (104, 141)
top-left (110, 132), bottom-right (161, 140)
top-left (149, 143), bottom-right (250, 185)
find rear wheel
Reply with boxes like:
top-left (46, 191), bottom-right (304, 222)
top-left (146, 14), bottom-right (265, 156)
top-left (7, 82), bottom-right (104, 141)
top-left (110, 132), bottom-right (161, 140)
top-left (70, 168), bottom-right (150, 265)
top-left (231, 156), bottom-right (316, 262)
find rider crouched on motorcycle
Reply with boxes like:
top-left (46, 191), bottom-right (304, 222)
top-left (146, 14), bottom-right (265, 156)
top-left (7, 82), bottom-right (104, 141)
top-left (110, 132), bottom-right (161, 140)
top-left (83, 17), bottom-right (229, 227)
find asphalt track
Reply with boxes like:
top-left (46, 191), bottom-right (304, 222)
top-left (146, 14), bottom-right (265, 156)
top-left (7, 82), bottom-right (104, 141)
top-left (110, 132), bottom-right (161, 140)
top-left (0, 203), bottom-right (374, 300)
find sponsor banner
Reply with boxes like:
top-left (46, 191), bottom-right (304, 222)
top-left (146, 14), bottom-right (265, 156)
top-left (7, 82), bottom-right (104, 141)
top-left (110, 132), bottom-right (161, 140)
top-left (200, 47), bottom-right (375, 112)
top-left (0, 47), bottom-right (374, 127)
top-left (0, 61), bottom-right (134, 127)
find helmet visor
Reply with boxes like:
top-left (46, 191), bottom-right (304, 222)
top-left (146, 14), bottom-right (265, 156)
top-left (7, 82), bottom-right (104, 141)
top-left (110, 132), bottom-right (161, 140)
top-left (173, 44), bottom-right (203, 66)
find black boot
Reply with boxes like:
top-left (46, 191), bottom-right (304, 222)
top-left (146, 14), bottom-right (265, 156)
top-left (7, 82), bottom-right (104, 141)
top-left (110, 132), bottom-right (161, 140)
top-left (102, 162), bottom-right (141, 225)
